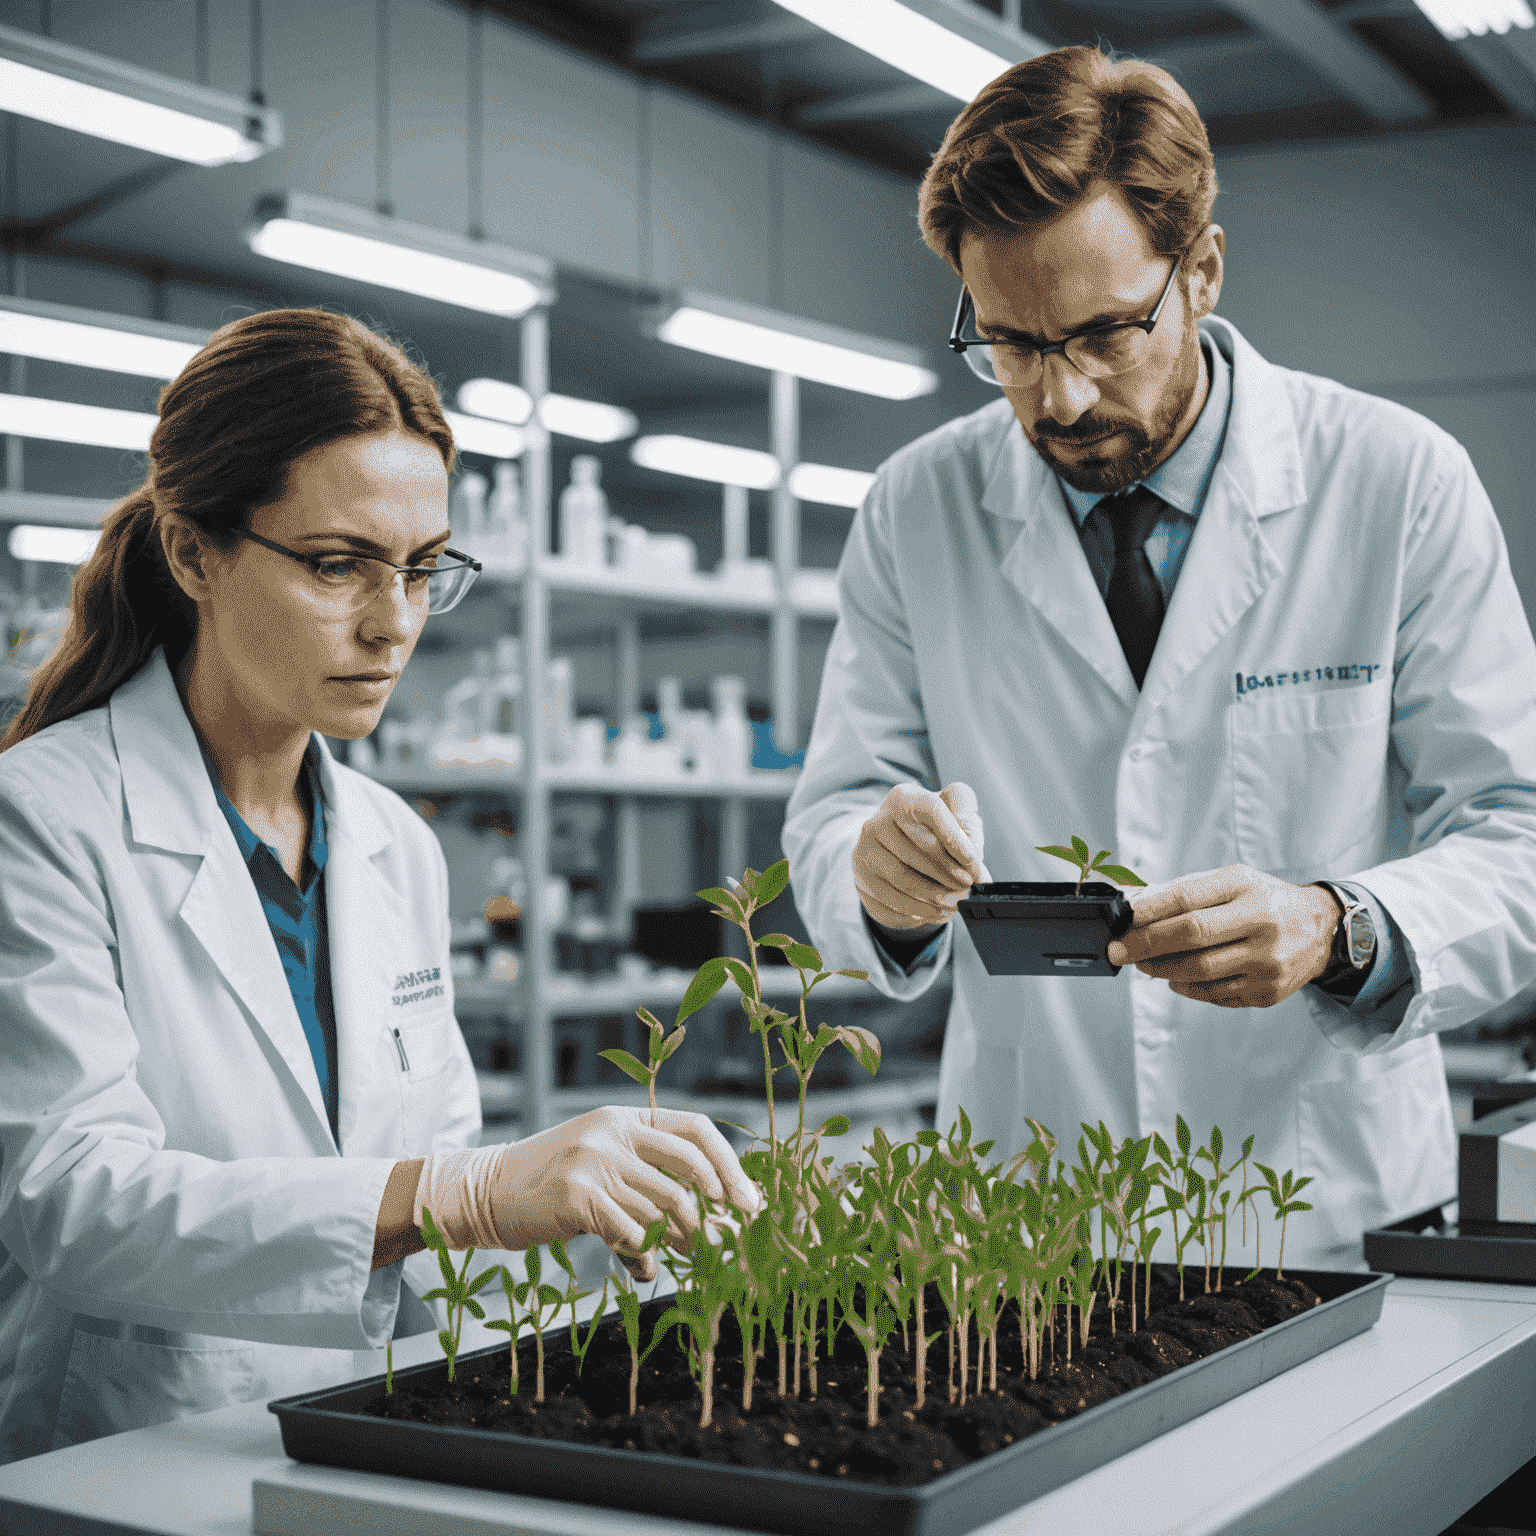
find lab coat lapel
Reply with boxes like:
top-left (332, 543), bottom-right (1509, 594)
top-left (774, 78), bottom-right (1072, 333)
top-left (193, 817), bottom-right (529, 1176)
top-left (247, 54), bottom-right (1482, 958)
top-left (983, 408), bottom-right (1139, 712)
top-left (111, 648), bottom-right (333, 1150)
top-left (1136, 318), bottom-right (1301, 716)
top-left (311, 740), bottom-right (403, 1154)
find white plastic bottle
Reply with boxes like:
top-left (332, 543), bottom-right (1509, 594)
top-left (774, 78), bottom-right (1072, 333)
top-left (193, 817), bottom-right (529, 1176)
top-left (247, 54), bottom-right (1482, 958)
top-left (487, 460), bottom-right (526, 570)
top-left (545, 655), bottom-right (575, 764)
top-left (559, 455), bottom-right (609, 567)
top-left (711, 675), bottom-right (752, 781)
top-left (450, 469), bottom-right (489, 550)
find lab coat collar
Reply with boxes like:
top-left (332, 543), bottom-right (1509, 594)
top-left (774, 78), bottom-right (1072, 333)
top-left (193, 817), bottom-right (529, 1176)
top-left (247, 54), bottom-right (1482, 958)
top-left (983, 315), bottom-right (1299, 714)
top-left (112, 646), bottom-right (393, 860)
top-left (111, 646), bottom-right (401, 1153)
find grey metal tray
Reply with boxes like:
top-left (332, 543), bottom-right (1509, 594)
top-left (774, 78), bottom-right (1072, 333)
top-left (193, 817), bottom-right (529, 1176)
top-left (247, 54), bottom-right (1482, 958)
top-left (267, 1265), bottom-right (1388, 1536)
top-left (1364, 1202), bottom-right (1536, 1284)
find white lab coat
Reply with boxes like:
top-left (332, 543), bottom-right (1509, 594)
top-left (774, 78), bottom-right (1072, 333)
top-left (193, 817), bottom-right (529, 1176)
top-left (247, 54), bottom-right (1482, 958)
top-left (784, 314), bottom-right (1536, 1272)
top-left (0, 646), bottom-right (481, 1462)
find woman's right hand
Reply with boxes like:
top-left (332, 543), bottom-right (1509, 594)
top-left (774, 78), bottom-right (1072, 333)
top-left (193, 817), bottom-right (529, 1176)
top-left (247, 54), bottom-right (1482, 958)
top-left (487, 1106), bottom-right (763, 1280)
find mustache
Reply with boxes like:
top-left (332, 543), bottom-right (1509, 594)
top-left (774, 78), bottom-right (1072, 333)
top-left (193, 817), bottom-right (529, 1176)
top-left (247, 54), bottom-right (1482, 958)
top-left (1036, 424), bottom-right (1135, 445)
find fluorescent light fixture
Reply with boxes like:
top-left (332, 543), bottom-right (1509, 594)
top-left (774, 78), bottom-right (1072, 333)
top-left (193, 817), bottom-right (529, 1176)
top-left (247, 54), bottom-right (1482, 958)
top-left (539, 394), bottom-right (638, 443)
top-left (0, 394), bottom-right (155, 451)
top-left (459, 378), bottom-right (639, 443)
top-left (445, 410), bottom-right (525, 460)
top-left (0, 20), bottom-right (280, 165)
top-left (788, 462), bottom-right (876, 508)
top-left (8, 523), bottom-right (100, 564)
top-left (1413, 0), bottom-right (1534, 36)
top-left (458, 378), bottom-right (533, 425)
top-left (631, 435), bottom-right (781, 490)
top-left (0, 294), bottom-right (205, 379)
top-left (769, 0), bottom-right (1039, 100)
top-left (247, 192), bottom-right (557, 318)
top-left (653, 289), bottom-right (937, 401)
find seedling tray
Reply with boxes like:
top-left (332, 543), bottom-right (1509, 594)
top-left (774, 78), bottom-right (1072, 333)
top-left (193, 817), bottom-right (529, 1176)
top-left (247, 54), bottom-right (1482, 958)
top-left (958, 882), bottom-right (1134, 977)
top-left (267, 1265), bottom-right (1386, 1536)
top-left (1364, 1203), bottom-right (1536, 1284)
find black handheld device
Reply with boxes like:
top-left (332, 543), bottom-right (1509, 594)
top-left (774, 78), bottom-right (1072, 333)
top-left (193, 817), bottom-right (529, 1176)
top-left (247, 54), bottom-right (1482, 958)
top-left (958, 881), bottom-right (1135, 977)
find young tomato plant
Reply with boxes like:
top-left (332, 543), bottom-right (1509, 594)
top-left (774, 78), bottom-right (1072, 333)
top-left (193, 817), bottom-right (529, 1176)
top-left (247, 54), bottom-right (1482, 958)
top-left (416, 1207), bottom-right (500, 1384)
top-left (1035, 834), bottom-right (1148, 895)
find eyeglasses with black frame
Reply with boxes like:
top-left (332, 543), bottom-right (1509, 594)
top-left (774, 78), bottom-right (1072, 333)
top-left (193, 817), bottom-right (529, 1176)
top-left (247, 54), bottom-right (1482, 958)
top-left (235, 529), bottom-right (483, 616)
top-left (948, 249), bottom-right (1188, 389)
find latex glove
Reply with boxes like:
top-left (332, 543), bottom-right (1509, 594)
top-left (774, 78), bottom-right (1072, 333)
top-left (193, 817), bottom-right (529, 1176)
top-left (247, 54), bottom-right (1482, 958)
top-left (413, 1106), bottom-right (764, 1282)
top-left (853, 780), bottom-right (992, 931)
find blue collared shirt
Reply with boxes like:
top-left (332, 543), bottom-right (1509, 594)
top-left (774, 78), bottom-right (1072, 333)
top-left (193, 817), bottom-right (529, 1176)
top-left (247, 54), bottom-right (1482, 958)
top-left (197, 734), bottom-right (341, 1146)
top-left (867, 333), bottom-right (1413, 1028)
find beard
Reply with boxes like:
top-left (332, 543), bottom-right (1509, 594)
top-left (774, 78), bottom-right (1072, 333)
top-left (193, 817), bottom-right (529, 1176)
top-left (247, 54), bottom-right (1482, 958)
top-left (1024, 310), bottom-right (1203, 496)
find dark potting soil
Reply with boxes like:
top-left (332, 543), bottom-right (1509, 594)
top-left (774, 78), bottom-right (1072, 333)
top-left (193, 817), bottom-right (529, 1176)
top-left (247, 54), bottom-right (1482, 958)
top-left (361, 1268), bottom-right (1319, 1489)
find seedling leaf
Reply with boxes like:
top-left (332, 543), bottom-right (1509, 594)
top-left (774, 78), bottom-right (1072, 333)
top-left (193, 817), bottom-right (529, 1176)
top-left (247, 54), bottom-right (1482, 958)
top-left (659, 1026), bottom-right (687, 1062)
top-left (599, 1048), bottom-right (652, 1087)
top-left (677, 957), bottom-right (729, 1025)
top-left (756, 934), bottom-right (795, 950)
top-left (756, 860), bottom-right (790, 906)
top-left (1071, 835), bottom-right (1089, 861)
top-left (835, 968), bottom-right (870, 981)
top-left (1094, 864), bottom-right (1147, 887)
top-left (696, 885), bottom-right (744, 919)
top-left (784, 942), bottom-right (823, 972)
top-left (819, 1114), bottom-right (851, 1138)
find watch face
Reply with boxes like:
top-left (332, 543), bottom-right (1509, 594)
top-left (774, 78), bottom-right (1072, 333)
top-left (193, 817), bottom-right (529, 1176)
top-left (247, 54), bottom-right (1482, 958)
top-left (1346, 907), bottom-right (1375, 967)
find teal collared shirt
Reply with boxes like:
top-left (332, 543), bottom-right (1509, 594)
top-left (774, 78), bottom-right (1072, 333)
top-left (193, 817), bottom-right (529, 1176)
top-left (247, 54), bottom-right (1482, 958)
top-left (196, 734), bottom-right (341, 1147)
top-left (867, 331), bottom-right (1413, 1029)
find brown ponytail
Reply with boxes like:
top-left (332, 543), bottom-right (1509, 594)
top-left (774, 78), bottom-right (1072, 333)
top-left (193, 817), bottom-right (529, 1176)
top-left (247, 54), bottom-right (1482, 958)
top-left (0, 308), bottom-right (455, 752)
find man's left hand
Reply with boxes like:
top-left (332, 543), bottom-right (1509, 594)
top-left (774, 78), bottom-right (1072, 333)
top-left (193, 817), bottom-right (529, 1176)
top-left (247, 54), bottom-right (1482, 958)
top-left (1104, 865), bottom-right (1339, 1009)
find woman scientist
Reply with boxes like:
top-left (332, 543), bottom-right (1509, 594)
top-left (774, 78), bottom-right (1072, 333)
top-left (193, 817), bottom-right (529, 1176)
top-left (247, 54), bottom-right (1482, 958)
top-left (0, 308), bottom-right (760, 1464)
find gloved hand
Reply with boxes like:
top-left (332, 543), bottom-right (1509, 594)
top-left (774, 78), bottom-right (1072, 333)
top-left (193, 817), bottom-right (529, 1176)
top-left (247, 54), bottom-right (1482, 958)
top-left (853, 781), bottom-right (993, 931)
top-left (413, 1106), bottom-right (764, 1281)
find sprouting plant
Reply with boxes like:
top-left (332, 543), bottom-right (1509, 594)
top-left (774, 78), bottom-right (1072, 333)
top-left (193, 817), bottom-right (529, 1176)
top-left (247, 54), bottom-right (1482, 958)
top-left (416, 1207), bottom-right (501, 1384)
top-left (598, 1004), bottom-right (687, 1115)
top-left (612, 1217), bottom-right (670, 1415)
top-left (520, 1246), bottom-right (569, 1403)
top-left (483, 1265), bottom-right (531, 1396)
top-left (1035, 834), bottom-right (1148, 895)
top-left (1254, 1164), bottom-right (1314, 1281)
top-left (548, 1237), bottom-right (609, 1376)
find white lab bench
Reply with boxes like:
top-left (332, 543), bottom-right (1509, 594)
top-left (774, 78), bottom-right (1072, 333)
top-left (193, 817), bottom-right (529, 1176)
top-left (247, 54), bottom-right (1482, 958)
top-left (1, 1273), bottom-right (1534, 1536)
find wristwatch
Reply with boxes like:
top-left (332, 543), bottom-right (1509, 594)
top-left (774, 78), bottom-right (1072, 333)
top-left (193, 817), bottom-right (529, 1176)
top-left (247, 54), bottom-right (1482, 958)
top-left (1314, 880), bottom-right (1376, 983)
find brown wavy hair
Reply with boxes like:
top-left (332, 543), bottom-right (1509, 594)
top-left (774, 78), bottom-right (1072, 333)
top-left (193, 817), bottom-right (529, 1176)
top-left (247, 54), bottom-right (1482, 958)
top-left (0, 308), bottom-right (456, 751)
top-left (918, 44), bottom-right (1217, 275)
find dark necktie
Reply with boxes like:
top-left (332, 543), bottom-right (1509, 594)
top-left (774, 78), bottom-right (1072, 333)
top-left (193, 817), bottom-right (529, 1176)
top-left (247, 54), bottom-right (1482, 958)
top-left (1099, 484), bottom-right (1166, 689)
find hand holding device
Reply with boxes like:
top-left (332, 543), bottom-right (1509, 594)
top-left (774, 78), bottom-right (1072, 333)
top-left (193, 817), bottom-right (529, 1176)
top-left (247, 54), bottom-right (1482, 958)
top-left (853, 780), bottom-right (991, 930)
top-left (1104, 864), bottom-right (1341, 1008)
top-left (414, 1106), bottom-right (764, 1281)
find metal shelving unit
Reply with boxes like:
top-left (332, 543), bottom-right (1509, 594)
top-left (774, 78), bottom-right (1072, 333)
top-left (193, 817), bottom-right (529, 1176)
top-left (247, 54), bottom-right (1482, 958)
top-left (352, 304), bottom-right (930, 1135)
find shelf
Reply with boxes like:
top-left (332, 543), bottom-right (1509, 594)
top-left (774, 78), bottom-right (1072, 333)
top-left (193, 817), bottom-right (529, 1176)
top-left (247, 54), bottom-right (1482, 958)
top-left (1440, 1041), bottom-right (1531, 1082)
top-left (454, 967), bottom-right (881, 1016)
top-left (360, 764), bottom-right (801, 798)
top-left (462, 556), bottom-right (840, 620)
top-left (475, 1064), bottom-right (940, 1129)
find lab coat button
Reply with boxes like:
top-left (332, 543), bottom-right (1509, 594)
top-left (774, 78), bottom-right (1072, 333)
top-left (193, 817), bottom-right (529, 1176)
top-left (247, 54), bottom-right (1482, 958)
top-left (1127, 746), bottom-right (1143, 762)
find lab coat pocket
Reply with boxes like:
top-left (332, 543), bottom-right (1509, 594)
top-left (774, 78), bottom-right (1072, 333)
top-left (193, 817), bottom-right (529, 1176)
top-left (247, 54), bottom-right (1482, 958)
top-left (1229, 678), bottom-right (1393, 881)
top-left (51, 1322), bottom-right (256, 1449)
top-left (390, 1006), bottom-right (462, 1154)
top-left (1296, 1035), bottom-right (1455, 1256)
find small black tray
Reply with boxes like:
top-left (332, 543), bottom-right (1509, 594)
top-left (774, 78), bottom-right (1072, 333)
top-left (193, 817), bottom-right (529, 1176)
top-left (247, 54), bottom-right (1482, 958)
top-left (267, 1266), bottom-right (1387, 1536)
top-left (958, 881), bottom-right (1134, 977)
top-left (1364, 1203), bottom-right (1536, 1284)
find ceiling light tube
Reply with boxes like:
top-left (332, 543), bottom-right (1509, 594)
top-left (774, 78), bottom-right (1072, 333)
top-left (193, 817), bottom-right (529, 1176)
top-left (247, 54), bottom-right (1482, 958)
top-left (0, 20), bottom-right (281, 165)
top-left (631, 434), bottom-right (781, 489)
top-left (0, 294), bottom-right (205, 379)
top-left (539, 394), bottom-right (638, 443)
top-left (445, 410), bottom-right (525, 460)
top-left (1413, 0), bottom-right (1534, 36)
top-left (7, 523), bottom-right (100, 565)
top-left (788, 462), bottom-right (876, 508)
top-left (652, 289), bottom-right (937, 401)
top-left (0, 395), bottom-right (156, 451)
top-left (458, 379), bottom-right (639, 443)
top-left (769, 0), bottom-right (1045, 100)
top-left (247, 192), bottom-right (557, 318)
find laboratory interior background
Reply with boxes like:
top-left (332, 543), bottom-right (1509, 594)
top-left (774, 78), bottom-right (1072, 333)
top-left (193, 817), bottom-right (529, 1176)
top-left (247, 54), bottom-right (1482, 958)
top-left (0, 0), bottom-right (1534, 1166)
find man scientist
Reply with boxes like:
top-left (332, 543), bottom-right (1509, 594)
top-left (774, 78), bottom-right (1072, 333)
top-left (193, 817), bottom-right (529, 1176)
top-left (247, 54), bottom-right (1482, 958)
top-left (783, 44), bottom-right (1536, 1270)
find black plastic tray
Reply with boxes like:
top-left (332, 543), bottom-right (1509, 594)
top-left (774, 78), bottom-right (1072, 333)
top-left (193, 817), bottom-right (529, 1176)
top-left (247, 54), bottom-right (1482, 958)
top-left (958, 881), bottom-right (1134, 977)
top-left (267, 1265), bottom-right (1388, 1536)
top-left (1364, 1203), bottom-right (1536, 1284)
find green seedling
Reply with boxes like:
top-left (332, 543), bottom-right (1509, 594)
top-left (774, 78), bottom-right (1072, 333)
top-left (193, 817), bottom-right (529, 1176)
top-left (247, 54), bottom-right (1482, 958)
top-left (520, 1245), bottom-right (569, 1403)
top-left (612, 1217), bottom-right (670, 1415)
top-left (547, 1237), bottom-right (609, 1377)
top-left (416, 1206), bottom-right (501, 1384)
top-left (1035, 834), bottom-right (1147, 896)
top-left (1253, 1163), bottom-right (1315, 1281)
top-left (483, 1264), bottom-right (532, 1396)
top-left (599, 1004), bottom-right (686, 1116)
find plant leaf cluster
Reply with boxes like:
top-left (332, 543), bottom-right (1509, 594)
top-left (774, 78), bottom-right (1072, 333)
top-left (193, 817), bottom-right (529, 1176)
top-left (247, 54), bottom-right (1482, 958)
top-left (1036, 834), bottom-right (1148, 896)
top-left (398, 861), bottom-right (1312, 1430)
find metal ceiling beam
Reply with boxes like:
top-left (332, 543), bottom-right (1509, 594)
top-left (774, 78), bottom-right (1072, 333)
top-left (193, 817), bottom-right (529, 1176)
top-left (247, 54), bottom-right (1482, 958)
top-left (796, 80), bottom-right (954, 123)
top-left (632, 8), bottom-right (824, 63)
top-left (1221, 0), bottom-right (1435, 122)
